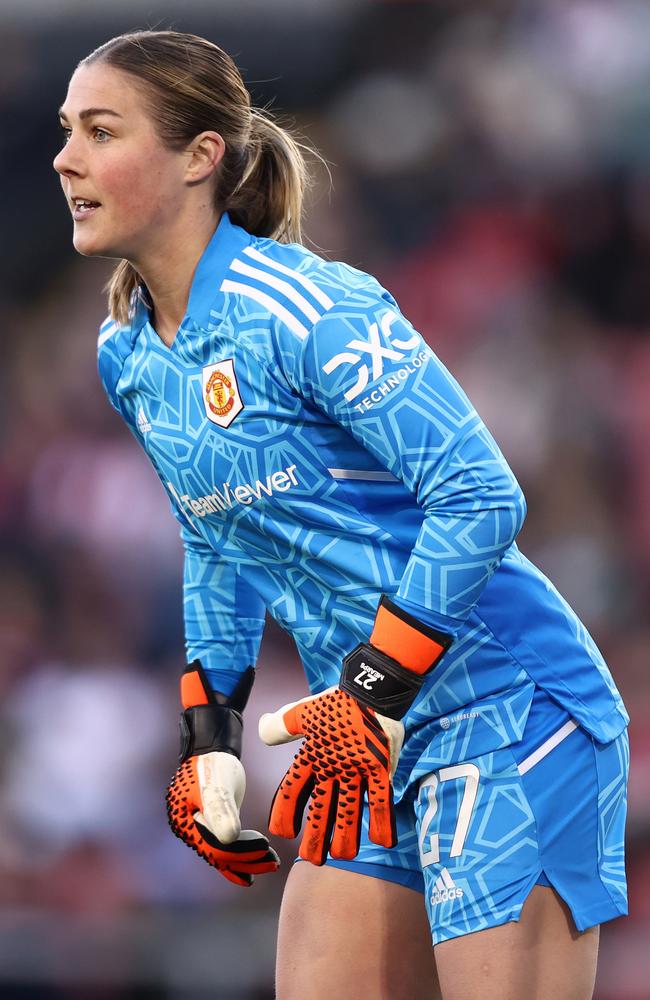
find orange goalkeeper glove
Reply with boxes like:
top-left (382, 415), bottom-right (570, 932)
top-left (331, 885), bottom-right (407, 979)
top-left (259, 597), bottom-right (451, 866)
top-left (166, 662), bottom-right (280, 887)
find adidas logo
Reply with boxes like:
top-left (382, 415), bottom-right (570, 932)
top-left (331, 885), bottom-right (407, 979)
top-left (137, 405), bottom-right (152, 434)
top-left (430, 868), bottom-right (464, 905)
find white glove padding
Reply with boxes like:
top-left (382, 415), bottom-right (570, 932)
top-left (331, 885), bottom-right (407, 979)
top-left (166, 748), bottom-right (280, 884)
top-left (194, 751), bottom-right (246, 844)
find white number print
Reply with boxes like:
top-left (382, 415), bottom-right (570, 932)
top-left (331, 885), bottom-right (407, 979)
top-left (354, 668), bottom-right (374, 690)
top-left (418, 763), bottom-right (480, 868)
top-left (353, 663), bottom-right (383, 691)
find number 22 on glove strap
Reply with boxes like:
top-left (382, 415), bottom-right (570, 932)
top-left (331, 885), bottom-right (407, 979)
top-left (259, 687), bottom-right (404, 866)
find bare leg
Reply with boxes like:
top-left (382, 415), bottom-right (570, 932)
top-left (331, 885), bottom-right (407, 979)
top-left (276, 862), bottom-right (441, 1000)
top-left (434, 885), bottom-right (600, 1000)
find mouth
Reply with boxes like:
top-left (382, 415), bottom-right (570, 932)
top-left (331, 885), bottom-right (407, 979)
top-left (71, 197), bottom-right (101, 221)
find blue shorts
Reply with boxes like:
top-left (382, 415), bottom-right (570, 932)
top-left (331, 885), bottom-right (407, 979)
top-left (324, 689), bottom-right (629, 946)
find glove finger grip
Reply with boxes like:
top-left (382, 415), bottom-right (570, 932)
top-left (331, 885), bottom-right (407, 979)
top-left (268, 748), bottom-right (315, 839)
top-left (166, 758), bottom-right (202, 839)
top-left (366, 771), bottom-right (397, 849)
top-left (329, 776), bottom-right (364, 861)
top-left (221, 869), bottom-right (253, 887)
top-left (193, 819), bottom-right (274, 856)
top-left (193, 820), bottom-right (280, 873)
top-left (299, 778), bottom-right (339, 867)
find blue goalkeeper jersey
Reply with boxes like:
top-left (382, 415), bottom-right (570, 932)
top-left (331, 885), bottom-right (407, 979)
top-left (98, 213), bottom-right (627, 794)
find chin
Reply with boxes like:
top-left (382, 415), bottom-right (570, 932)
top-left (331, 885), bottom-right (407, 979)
top-left (73, 235), bottom-right (105, 257)
top-left (73, 232), bottom-right (121, 260)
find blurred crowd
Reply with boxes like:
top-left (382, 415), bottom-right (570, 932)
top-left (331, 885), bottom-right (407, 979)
top-left (1, 1), bottom-right (649, 997)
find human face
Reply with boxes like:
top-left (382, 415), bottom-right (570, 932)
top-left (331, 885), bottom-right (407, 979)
top-left (54, 62), bottom-right (188, 261)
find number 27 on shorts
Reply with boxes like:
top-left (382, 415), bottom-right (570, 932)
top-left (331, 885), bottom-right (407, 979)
top-left (418, 763), bottom-right (480, 867)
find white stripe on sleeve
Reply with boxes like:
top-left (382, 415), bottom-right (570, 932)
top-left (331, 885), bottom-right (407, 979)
top-left (220, 279), bottom-right (310, 341)
top-left (242, 246), bottom-right (335, 310)
top-left (98, 322), bottom-right (119, 347)
top-left (230, 258), bottom-right (322, 325)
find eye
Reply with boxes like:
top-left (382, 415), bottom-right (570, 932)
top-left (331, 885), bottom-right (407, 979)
top-left (60, 125), bottom-right (72, 143)
top-left (92, 127), bottom-right (111, 142)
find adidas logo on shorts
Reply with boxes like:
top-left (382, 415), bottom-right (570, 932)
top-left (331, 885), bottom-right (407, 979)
top-left (430, 868), bottom-right (464, 905)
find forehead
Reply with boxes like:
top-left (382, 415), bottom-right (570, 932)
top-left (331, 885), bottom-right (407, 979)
top-left (60, 62), bottom-right (149, 120)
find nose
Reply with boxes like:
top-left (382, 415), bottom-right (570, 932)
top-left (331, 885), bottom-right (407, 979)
top-left (53, 148), bottom-right (77, 177)
top-left (53, 136), bottom-right (84, 178)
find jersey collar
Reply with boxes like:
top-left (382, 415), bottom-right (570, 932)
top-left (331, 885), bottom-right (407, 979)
top-left (185, 212), bottom-right (252, 329)
top-left (131, 212), bottom-right (252, 336)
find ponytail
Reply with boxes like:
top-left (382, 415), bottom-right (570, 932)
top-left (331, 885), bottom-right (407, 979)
top-left (224, 110), bottom-right (310, 245)
top-left (105, 260), bottom-right (141, 329)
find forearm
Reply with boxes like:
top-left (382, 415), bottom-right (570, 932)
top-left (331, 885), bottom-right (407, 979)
top-left (183, 530), bottom-right (266, 695)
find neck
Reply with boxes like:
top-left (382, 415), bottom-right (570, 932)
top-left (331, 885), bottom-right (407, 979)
top-left (132, 209), bottom-right (222, 347)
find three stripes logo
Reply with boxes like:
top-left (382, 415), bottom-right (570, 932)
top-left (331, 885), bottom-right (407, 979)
top-left (430, 868), bottom-right (464, 906)
top-left (219, 246), bottom-right (334, 343)
top-left (136, 405), bottom-right (152, 435)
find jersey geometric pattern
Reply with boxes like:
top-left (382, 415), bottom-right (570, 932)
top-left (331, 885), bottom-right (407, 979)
top-left (97, 213), bottom-right (628, 795)
top-left (328, 702), bottom-right (628, 944)
top-left (413, 726), bottom-right (629, 944)
top-left (594, 730), bottom-right (629, 913)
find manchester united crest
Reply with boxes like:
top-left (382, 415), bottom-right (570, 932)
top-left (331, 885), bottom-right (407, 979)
top-left (202, 358), bottom-right (244, 428)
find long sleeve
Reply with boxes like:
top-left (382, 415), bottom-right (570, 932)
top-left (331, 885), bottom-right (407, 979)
top-left (289, 289), bottom-right (526, 638)
top-left (181, 522), bottom-right (266, 695)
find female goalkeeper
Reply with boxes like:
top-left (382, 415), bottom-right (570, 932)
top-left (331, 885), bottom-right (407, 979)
top-left (54, 30), bottom-right (629, 1000)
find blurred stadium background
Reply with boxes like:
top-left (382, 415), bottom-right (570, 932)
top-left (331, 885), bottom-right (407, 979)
top-left (1, 1), bottom-right (649, 997)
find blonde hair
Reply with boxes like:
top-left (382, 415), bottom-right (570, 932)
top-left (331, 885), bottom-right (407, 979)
top-left (81, 31), bottom-right (313, 325)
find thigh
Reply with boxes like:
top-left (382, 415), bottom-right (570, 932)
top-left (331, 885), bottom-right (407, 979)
top-left (276, 861), bottom-right (441, 1000)
top-left (434, 884), bottom-right (600, 1000)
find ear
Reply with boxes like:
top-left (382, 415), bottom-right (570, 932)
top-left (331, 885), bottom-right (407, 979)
top-left (185, 131), bottom-right (226, 185)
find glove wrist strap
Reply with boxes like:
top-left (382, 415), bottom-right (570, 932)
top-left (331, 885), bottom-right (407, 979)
top-left (179, 704), bottom-right (243, 763)
top-left (340, 597), bottom-right (453, 720)
top-left (178, 662), bottom-right (254, 763)
top-left (341, 643), bottom-right (425, 720)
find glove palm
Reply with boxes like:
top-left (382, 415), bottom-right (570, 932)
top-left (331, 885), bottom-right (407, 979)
top-left (259, 687), bottom-right (404, 865)
top-left (260, 597), bottom-right (451, 866)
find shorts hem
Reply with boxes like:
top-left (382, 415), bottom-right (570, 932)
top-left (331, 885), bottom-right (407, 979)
top-left (569, 898), bottom-right (628, 933)
top-left (431, 905), bottom-right (525, 947)
top-left (525, 867), bottom-right (628, 934)
top-left (322, 857), bottom-right (424, 893)
top-left (428, 874), bottom-right (628, 946)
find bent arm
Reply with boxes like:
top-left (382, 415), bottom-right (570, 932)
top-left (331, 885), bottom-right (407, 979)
top-left (293, 291), bottom-right (526, 637)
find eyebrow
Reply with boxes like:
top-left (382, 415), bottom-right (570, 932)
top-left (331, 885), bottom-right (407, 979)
top-left (58, 107), bottom-right (123, 122)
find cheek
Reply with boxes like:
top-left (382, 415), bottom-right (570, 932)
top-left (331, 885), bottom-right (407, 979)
top-left (100, 155), bottom-right (181, 224)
